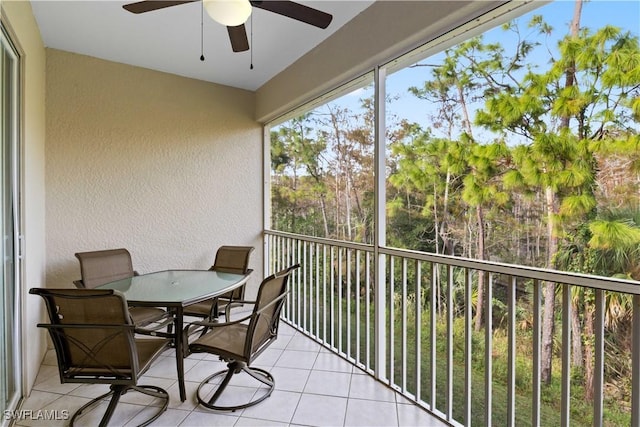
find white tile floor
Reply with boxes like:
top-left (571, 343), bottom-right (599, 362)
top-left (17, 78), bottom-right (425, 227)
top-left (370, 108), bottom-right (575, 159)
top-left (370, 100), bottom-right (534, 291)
top-left (17, 322), bottom-right (447, 427)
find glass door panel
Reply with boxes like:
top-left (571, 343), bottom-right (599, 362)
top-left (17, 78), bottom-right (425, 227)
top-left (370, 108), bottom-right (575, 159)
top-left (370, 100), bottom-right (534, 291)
top-left (0, 24), bottom-right (20, 421)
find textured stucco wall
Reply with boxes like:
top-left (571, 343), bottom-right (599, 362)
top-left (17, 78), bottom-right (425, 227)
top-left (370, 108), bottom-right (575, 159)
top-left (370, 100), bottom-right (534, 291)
top-left (1, 0), bottom-right (47, 394)
top-left (46, 49), bottom-right (263, 296)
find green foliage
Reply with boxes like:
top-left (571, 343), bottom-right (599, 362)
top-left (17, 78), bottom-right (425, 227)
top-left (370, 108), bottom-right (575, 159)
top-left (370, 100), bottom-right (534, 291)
top-left (272, 4), bottom-right (640, 422)
top-left (589, 219), bottom-right (640, 250)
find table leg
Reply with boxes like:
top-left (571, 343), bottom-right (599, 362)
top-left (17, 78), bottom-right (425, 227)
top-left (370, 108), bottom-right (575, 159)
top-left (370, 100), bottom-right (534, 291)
top-left (174, 306), bottom-right (186, 402)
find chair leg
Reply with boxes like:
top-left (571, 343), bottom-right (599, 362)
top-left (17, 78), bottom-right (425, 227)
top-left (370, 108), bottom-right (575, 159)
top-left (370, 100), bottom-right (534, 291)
top-left (69, 384), bottom-right (169, 427)
top-left (196, 362), bottom-right (237, 410)
top-left (196, 361), bottom-right (275, 412)
top-left (243, 365), bottom-right (275, 388)
top-left (69, 385), bottom-right (124, 427)
top-left (100, 386), bottom-right (125, 427)
top-left (132, 385), bottom-right (170, 427)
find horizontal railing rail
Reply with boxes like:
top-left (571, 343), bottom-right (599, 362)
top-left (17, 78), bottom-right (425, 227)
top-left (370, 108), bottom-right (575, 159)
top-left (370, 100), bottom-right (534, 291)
top-left (265, 229), bottom-right (640, 294)
top-left (264, 229), bottom-right (640, 427)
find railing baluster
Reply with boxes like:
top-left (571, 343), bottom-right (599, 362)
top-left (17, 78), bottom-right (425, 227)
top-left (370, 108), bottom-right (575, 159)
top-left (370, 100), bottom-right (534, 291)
top-left (330, 245), bottom-right (335, 348)
top-left (485, 272), bottom-right (493, 427)
top-left (303, 240), bottom-right (308, 331)
top-left (338, 247), bottom-right (343, 355)
top-left (274, 233), bottom-right (278, 270)
top-left (297, 239), bottom-right (302, 326)
top-left (266, 234), bottom-right (270, 274)
top-left (593, 289), bottom-right (604, 427)
top-left (314, 243), bottom-right (317, 336)
top-left (415, 260), bottom-right (422, 402)
top-left (402, 257), bottom-right (408, 393)
top-left (293, 237), bottom-right (297, 323)
top-left (266, 233), bottom-right (271, 272)
top-left (284, 235), bottom-right (288, 270)
top-left (283, 235), bottom-right (288, 269)
top-left (561, 284), bottom-right (571, 427)
top-left (508, 275), bottom-right (516, 427)
top-left (356, 250), bottom-right (361, 367)
top-left (632, 294), bottom-right (640, 427)
top-left (271, 234), bottom-right (275, 273)
top-left (532, 278), bottom-right (541, 427)
top-left (464, 267), bottom-right (472, 426)
top-left (283, 236), bottom-right (291, 320)
top-left (308, 243), bottom-right (312, 335)
top-left (389, 256), bottom-right (395, 386)
top-left (430, 261), bottom-right (437, 410)
top-left (347, 249), bottom-right (353, 360)
top-left (366, 251), bottom-right (371, 371)
top-left (322, 244), bottom-right (327, 344)
top-left (314, 243), bottom-right (319, 339)
top-left (284, 237), bottom-right (290, 320)
top-left (446, 264), bottom-right (453, 420)
top-left (278, 236), bottom-right (293, 321)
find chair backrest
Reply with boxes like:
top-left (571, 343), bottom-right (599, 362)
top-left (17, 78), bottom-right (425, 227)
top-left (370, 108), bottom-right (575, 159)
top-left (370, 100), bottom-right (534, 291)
top-left (211, 246), bottom-right (255, 300)
top-left (210, 246), bottom-right (254, 274)
top-left (30, 288), bottom-right (140, 384)
top-left (245, 264), bottom-right (299, 362)
top-left (74, 248), bottom-right (136, 289)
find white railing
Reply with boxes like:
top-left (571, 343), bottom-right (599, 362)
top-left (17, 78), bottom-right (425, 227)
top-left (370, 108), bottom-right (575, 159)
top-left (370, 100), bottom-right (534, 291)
top-left (265, 229), bottom-right (640, 427)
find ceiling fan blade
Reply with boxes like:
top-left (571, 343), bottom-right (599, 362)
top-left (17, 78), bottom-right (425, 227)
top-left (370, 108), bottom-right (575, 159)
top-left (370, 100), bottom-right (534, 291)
top-left (227, 25), bottom-right (250, 52)
top-left (122, 0), bottom-right (198, 14)
top-left (250, 1), bottom-right (332, 29)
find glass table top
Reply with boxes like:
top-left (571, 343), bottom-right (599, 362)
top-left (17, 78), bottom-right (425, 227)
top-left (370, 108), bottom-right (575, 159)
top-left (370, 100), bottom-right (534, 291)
top-left (96, 270), bottom-right (248, 306)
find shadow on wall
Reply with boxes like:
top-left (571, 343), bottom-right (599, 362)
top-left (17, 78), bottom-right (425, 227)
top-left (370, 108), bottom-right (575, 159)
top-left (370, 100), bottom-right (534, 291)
top-left (46, 258), bottom-right (81, 288)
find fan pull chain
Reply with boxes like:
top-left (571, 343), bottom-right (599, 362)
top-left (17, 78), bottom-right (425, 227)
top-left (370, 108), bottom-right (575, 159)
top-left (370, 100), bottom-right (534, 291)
top-left (200, 1), bottom-right (205, 61)
top-left (250, 14), bottom-right (254, 70)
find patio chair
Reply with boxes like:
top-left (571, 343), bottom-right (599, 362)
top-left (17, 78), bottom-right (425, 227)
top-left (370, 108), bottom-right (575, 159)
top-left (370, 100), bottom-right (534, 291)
top-left (30, 287), bottom-right (170, 427)
top-left (74, 248), bottom-right (171, 329)
top-left (185, 263), bottom-right (299, 411)
top-left (183, 245), bottom-right (254, 322)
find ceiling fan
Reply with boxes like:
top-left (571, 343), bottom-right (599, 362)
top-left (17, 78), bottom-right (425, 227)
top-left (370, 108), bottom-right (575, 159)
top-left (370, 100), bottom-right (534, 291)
top-left (122, 0), bottom-right (333, 53)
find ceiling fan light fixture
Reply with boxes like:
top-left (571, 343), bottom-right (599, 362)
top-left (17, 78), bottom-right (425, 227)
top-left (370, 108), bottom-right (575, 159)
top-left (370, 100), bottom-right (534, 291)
top-left (203, 0), bottom-right (252, 27)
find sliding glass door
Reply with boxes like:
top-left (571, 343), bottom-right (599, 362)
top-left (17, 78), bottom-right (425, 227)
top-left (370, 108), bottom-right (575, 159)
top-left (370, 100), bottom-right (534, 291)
top-left (0, 23), bottom-right (21, 421)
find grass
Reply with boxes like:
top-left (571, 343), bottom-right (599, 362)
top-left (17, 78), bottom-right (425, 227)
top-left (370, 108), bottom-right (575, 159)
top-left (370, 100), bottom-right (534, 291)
top-left (285, 286), bottom-right (633, 426)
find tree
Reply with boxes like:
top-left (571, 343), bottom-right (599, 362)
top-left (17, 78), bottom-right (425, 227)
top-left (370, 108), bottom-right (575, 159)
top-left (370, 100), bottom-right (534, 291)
top-left (406, 38), bottom-right (513, 328)
top-left (270, 115), bottom-right (329, 236)
top-left (462, 140), bottom-right (510, 330)
top-left (476, 1), bottom-right (640, 384)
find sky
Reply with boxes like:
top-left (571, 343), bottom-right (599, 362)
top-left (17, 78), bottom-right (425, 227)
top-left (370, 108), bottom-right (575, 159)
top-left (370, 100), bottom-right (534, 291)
top-left (383, 0), bottom-right (640, 138)
top-left (273, 0), bottom-right (640, 145)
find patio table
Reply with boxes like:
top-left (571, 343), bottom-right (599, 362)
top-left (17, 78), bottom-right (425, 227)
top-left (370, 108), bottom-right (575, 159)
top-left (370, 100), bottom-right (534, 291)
top-left (96, 269), bottom-right (250, 402)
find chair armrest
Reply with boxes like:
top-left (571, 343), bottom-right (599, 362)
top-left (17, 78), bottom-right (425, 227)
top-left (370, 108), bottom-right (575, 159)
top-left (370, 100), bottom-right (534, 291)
top-left (134, 314), bottom-right (175, 338)
top-left (189, 312), bottom-right (253, 329)
top-left (224, 299), bottom-right (255, 306)
top-left (183, 312), bottom-right (253, 338)
top-left (221, 299), bottom-right (256, 322)
top-left (133, 308), bottom-right (175, 336)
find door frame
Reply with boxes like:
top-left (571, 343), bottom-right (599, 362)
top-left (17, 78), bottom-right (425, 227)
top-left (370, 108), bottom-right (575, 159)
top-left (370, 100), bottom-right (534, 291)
top-left (0, 18), bottom-right (24, 424)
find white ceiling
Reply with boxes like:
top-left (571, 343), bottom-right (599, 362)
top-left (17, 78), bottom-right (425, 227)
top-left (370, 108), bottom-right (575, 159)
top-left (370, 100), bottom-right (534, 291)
top-left (30, 0), bottom-right (374, 91)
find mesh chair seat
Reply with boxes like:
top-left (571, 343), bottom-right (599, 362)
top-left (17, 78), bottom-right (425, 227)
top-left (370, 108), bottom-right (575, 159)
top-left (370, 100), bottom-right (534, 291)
top-left (128, 306), bottom-right (171, 326)
top-left (190, 323), bottom-right (248, 361)
top-left (186, 264), bottom-right (299, 412)
top-left (181, 301), bottom-right (216, 318)
top-left (30, 288), bottom-right (171, 426)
